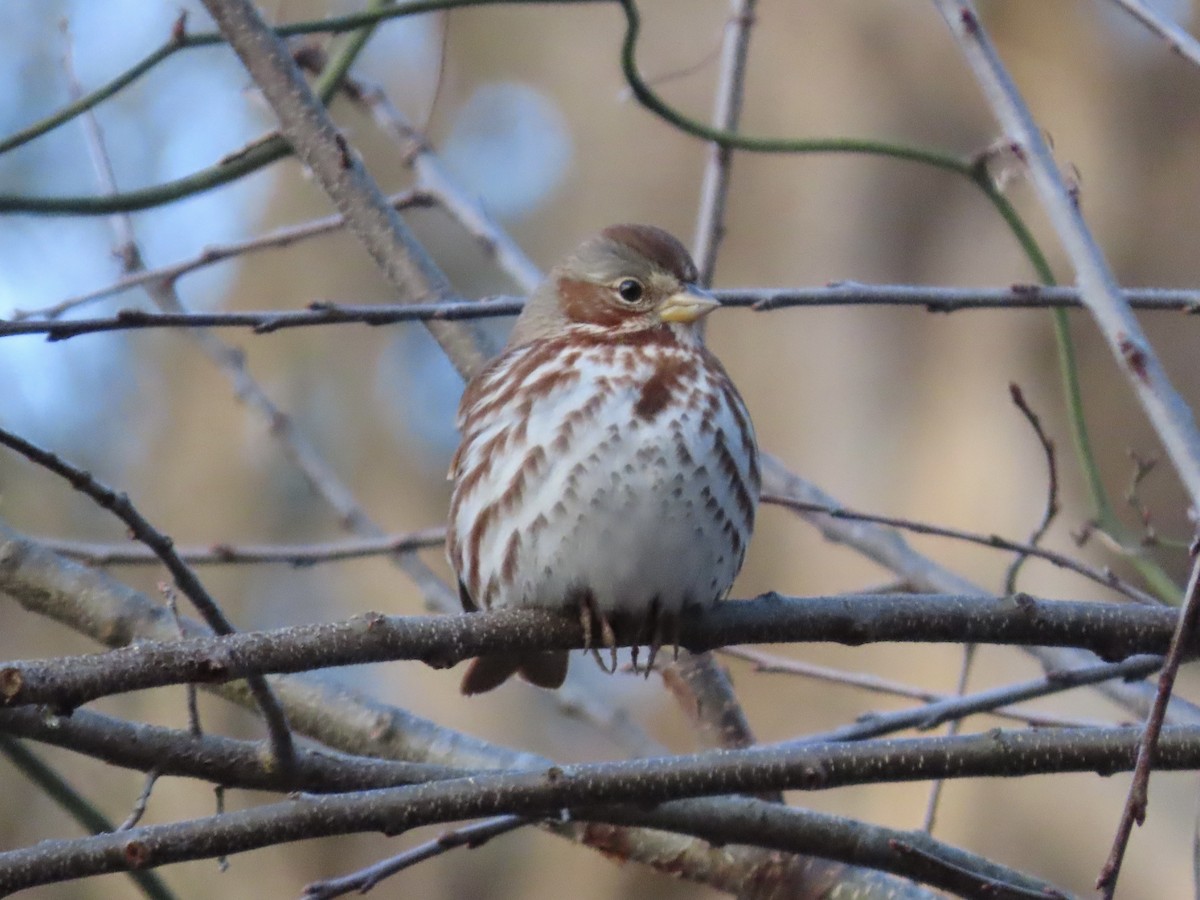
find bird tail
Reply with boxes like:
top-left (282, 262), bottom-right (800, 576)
top-left (459, 651), bottom-right (569, 695)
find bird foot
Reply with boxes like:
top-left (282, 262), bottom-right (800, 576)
top-left (641, 602), bottom-right (681, 678)
top-left (577, 590), bottom-right (619, 674)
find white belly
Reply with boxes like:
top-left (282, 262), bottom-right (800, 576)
top-left (449, 333), bottom-right (758, 617)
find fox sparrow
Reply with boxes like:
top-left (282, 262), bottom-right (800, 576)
top-left (447, 224), bottom-right (759, 694)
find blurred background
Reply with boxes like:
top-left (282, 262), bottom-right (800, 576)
top-left (3, 0), bottom-right (1200, 897)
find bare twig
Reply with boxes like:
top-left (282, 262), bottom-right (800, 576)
top-left (302, 815), bottom-right (528, 899)
top-left (931, 8), bottom-right (1200, 889)
top-left (551, 683), bottom-right (669, 758)
top-left (761, 492), bottom-right (1161, 606)
top-left (782, 653), bottom-right (1165, 749)
top-left (720, 645), bottom-right (1101, 728)
top-left (1124, 450), bottom-right (1169, 546)
top-left (678, 18), bottom-right (760, 769)
top-left (39, 528), bottom-right (446, 568)
top-left (920, 644), bottom-right (975, 833)
top-left (58, 29), bottom-right (298, 772)
top-left (117, 770), bottom-right (161, 832)
top-left (1098, 542), bottom-right (1200, 895)
top-left (341, 77), bottom-right (543, 293)
top-left (886, 838), bottom-right (1063, 900)
top-left (61, 23), bottom-right (138, 268)
top-left (0, 705), bottom-right (469, 793)
top-left (722, 645), bottom-right (946, 702)
top-left (8, 190), bottom-right (434, 321)
top-left (692, 0), bottom-right (759, 285)
top-left (1003, 383), bottom-right (1060, 594)
top-left (11, 285), bottom-right (1200, 340)
top-left (660, 652), bottom-right (765, 756)
top-left (1106, 0), bottom-right (1200, 69)
top-left (21, 723), bottom-right (1200, 897)
top-left (164, 588), bottom-right (203, 738)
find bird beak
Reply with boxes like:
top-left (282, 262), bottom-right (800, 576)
top-left (658, 285), bottom-right (720, 324)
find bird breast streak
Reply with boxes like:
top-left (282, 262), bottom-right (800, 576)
top-left (449, 334), bottom-right (759, 617)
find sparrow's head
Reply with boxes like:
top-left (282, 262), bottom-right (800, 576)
top-left (510, 224), bottom-right (718, 346)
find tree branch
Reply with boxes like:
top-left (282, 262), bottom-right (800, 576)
top-left (0, 586), bottom-right (1184, 711)
top-left (8, 286), bottom-right (1200, 341)
top-left (198, 0), bottom-right (489, 378)
top-left (0, 427), bottom-right (297, 775)
top-left (6, 722), bottom-right (1195, 896)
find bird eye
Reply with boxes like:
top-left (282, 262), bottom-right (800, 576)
top-left (615, 278), bottom-right (644, 303)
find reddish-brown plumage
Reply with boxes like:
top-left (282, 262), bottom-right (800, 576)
top-left (448, 225), bottom-right (759, 695)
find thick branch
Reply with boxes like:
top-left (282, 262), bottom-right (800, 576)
top-left (198, 0), bottom-right (488, 377)
top-left (5, 723), bottom-right (1195, 896)
top-left (0, 707), bottom-right (467, 792)
top-left (0, 587), bottom-right (1183, 711)
top-left (935, 0), bottom-right (1200, 513)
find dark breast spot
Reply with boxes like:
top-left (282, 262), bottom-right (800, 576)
top-left (635, 354), bottom-right (699, 421)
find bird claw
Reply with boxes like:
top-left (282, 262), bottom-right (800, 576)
top-left (643, 599), bottom-right (663, 678)
top-left (670, 612), bottom-right (683, 662)
top-left (600, 614), bottom-right (618, 673)
top-left (577, 590), bottom-right (619, 674)
top-left (578, 596), bottom-right (594, 653)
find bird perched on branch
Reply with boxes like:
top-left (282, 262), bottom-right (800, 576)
top-left (447, 224), bottom-right (759, 694)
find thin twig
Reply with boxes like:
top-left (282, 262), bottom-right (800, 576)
top-left (8, 190), bottom-right (434, 321)
top-left (117, 769), bottom-right (161, 832)
top-left (1123, 450), bottom-right (1176, 548)
top-left (1105, 0), bottom-right (1200, 69)
top-left (38, 528), bottom-right (446, 567)
top-left (1097, 542), bottom-right (1200, 895)
top-left (1004, 383), bottom-right (1060, 594)
top-left (887, 838), bottom-right (1065, 900)
top-left (551, 683), bottom-right (669, 758)
top-left (782, 654), bottom-right (1165, 749)
top-left (341, 76), bottom-right (543, 293)
top-left (762, 493), bottom-right (1162, 606)
top-left (722, 645), bottom-right (947, 702)
top-left (719, 645), bottom-right (1100, 728)
top-left (164, 588), bottom-right (202, 738)
top-left (61, 23), bottom-right (138, 268)
top-left (302, 815), bottom-right (528, 899)
top-left (692, 0), bottom-right (758, 285)
top-left (10, 285), bottom-right (1200, 340)
top-left (920, 644), bottom-right (975, 833)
